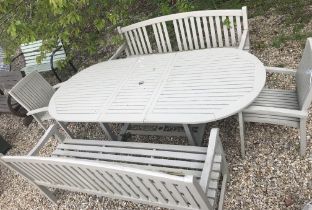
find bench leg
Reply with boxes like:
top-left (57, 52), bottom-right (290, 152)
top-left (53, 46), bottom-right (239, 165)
top-left (238, 112), bottom-right (245, 158)
top-left (299, 119), bottom-right (307, 156)
top-left (99, 123), bottom-right (117, 140)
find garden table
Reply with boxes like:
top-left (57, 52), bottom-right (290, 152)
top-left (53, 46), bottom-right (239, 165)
top-left (49, 48), bottom-right (266, 145)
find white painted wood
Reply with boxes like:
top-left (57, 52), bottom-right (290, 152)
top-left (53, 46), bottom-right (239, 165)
top-left (19, 40), bottom-right (67, 74)
top-left (242, 38), bottom-right (312, 156)
top-left (1, 128), bottom-right (229, 210)
top-left (49, 48), bottom-right (266, 124)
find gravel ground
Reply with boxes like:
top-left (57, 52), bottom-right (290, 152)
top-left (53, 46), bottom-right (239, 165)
top-left (0, 15), bottom-right (312, 210)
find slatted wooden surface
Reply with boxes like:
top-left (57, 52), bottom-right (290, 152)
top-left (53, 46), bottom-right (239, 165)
top-left (20, 40), bottom-right (66, 74)
top-left (119, 7), bottom-right (248, 55)
top-left (49, 48), bottom-right (265, 123)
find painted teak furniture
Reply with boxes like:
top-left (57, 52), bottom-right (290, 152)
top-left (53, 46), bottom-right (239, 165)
top-left (10, 40), bottom-right (77, 82)
top-left (49, 48), bottom-right (266, 146)
top-left (0, 126), bottom-right (229, 210)
top-left (240, 38), bottom-right (312, 156)
top-left (8, 71), bottom-right (71, 136)
top-left (111, 7), bottom-right (249, 60)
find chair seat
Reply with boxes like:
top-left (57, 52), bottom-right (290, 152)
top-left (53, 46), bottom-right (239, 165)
top-left (243, 88), bottom-right (300, 127)
top-left (52, 139), bottom-right (222, 207)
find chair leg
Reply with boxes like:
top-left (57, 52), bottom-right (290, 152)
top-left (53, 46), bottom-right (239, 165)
top-left (238, 112), bottom-right (245, 158)
top-left (299, 119), bottom-right (307, 156)
top-left (33, 115), bottom-right (47, 130)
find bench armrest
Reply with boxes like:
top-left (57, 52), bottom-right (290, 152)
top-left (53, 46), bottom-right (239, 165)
top-left (238, 30), bottom-right (249, 50)
top-left (109, 43), bottom-right (127, 60)
top-left (244, 106), bottom-right (307, 118)
top-left (27, 107), bottom-right (49, 116)
top-left (265, 66), bottom-right (296, 75)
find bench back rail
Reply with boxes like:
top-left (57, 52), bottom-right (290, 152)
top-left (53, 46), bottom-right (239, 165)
top-left (118, 7), bottom-right (248, 56)
top-left (1, 156), bottom-right (213, 210)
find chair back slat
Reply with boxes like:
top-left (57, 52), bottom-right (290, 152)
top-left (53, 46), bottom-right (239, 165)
top-left (9, 71), bottom-right (54, 111)
top-left (119, 7), bottom-right (248, 56)
top-left (1, 156), bottom-right (212, 210)
top-left (296, 38), bottom-right (312, 110)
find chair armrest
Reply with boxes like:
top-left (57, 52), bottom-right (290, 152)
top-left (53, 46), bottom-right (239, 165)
top-left (244, 106), bottom-right (308, 118)
top-left (27, 107), bottom-right (49, 116)
top-left (265, 66), bottom-right (296, 75)
top-left (238, 30), bottom-right (249, 50)
top-left (9, 52), bottom-right (24, 71)
top-left (109, 43), bottom-right (127, 60)
top-left (53, 82), bottom-right (65, 89)
top-left (28, 124), bottom-right (58, 156)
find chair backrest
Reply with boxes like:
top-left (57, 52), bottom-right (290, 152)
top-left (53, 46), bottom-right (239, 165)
top-left (118, 7), bottom-right (248, 56)
top-left (9, 71), bottom-right (55, 112)
top-left (1, 156), bottom-right (212, 210)
top-left (21, 40), bottom-right (66, 67)
top-left (296, 38), bottom-right (312, 110)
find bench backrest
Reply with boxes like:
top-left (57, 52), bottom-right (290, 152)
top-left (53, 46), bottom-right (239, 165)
top-left (9, 71), bottom-right (54, 111)
top-left (1, 156), bottom-right (212, 210)
top-left (296, 38), bottom-right (312, 110)
top-left (118, 7), bottom-right (248, 56)
top-left (21, 40), bottom-right (66, 67)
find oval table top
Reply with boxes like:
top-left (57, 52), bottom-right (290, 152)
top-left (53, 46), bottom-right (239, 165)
top-left (49, 48), bottom-right (266, 124)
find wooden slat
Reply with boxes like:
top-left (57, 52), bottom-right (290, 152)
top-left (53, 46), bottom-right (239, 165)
top-left (215, 16), bottom-right (223, 47)
top-left (184, 17), bottom-right (194, 50)
top-left (196, 17), bottom-right (205, 48)
top-left (157, 23), bottom-right (167, 52)
top-left (222, 16), bottom-right (230, 47)
top-left (133, 29), bottom-right (144, 54)
top-left (229, 16), bottom-right (236, 46)
top-left (142, 26), bottom-right (153, 53)
top-left (152, 24), bottom-right (162, 53)
top-left (178, 19), bottom-right (188, 50)
top-left (173, 20), bottom-right (183, 51)
top-left (190, 17), bottom-right (199, 50)
top-left (137, 27), bottom-right (148, 54)
top-left (208, 16), bottom-right (217, 47)
top-left (162, 22), bottom-right (172, 52)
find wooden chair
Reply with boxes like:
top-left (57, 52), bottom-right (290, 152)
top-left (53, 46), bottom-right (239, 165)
top-left (10, 40), bottom-right (77, 82)
top-left (239, 38), bottom-right (312, 156)
top-left (8, 71), bottom-right (70, 135)
top-left (111, 6), bottom-right (249, 60)
top-left (0, 126), bottom-right (229, 210)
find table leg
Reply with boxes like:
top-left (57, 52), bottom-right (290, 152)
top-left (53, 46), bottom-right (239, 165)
top-left (238, 112), bottom-right (245, 158)
top-left (183, 124), bottom-right (207, 146)
top-left (118, 123), bottom-right (130, 141)
top-left (99, 123), bottom-right (117, 140)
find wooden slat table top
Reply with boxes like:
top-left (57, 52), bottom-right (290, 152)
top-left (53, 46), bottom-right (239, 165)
top-left (49, 48), bottom-right (266, 124)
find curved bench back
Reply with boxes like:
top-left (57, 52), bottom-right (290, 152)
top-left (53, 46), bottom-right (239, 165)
top-left (119, 7), bottom-right (248, 56)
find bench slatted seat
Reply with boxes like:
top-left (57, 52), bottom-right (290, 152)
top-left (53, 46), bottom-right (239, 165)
top-left (10, 40), bottom-right (77, 82)
top-left (111, 6), bottom-right (249, 60)
top-left (239, 38), bottom-right (312, 156)
top-left (0, 126), bottom-right (229, 210)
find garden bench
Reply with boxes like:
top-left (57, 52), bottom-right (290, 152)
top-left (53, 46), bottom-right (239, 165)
top-left (10, 40), bottom-right (77, 82)
top-left (111, 6), bottom-right (249, 59)
top-left (239, 37), bottom-right (312, 156)
top-left (0, 126), bottom-right (229, 210)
